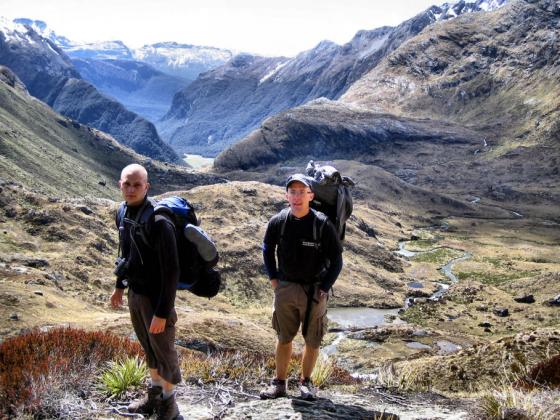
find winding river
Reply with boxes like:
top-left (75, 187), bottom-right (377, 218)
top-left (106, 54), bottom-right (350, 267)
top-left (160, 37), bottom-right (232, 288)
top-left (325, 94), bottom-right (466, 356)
top-left (323, 236), bottom-right (471, 359)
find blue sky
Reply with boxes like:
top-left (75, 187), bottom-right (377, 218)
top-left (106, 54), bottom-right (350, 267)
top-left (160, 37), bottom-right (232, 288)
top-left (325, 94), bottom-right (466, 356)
top-left (2, 0), bottom-right (438, 56)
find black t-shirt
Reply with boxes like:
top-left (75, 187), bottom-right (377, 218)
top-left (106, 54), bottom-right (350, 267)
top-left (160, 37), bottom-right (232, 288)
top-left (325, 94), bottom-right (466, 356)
top-left (263, 209), bottom-right (342, 285)
top-left (115, 198), bottom-right (179, 318)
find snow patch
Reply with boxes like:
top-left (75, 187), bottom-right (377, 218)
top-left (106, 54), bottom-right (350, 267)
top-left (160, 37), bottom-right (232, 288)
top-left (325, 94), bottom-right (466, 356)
top-left (0, 17), bottom-right (27, 43)
top-left (259, 60), bottom-right (289, 84)
top-left (358, 35), bottom-right (389, 59)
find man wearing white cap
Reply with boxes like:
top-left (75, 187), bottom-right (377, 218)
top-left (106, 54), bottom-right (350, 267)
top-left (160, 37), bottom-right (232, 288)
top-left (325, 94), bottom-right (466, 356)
top-left (260, 174), bottom-right (343, 400)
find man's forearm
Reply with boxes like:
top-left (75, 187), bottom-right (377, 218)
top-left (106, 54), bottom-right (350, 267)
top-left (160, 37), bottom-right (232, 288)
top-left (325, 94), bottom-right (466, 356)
top-left (262, 243), bottom-right (278, 279)
top-left (320, 253), bottom-right (343, 292)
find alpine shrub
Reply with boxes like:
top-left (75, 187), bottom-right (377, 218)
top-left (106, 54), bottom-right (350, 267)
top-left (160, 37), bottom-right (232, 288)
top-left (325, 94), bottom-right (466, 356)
top-left (0, 327), bottom-right (143, 417)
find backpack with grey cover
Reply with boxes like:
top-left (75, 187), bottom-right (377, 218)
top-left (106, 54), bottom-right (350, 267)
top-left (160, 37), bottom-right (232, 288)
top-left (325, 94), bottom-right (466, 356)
top-left (304, 160), bottom-right (354, 242)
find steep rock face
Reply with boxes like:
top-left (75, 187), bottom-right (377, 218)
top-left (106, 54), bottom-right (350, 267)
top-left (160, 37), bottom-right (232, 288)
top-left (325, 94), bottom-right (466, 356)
top-left (0, 65), bottom-right (224, 198)
top-left (342, 0), bottom-right (560, 146)
top-left (72, 58), bottom-right (190, 122)
top-left (158, 53), bottom-right (289, 155)
top-left (161, 1), bottom-right (509, 156)
top-left (0, 19), bottom-right (180, 163)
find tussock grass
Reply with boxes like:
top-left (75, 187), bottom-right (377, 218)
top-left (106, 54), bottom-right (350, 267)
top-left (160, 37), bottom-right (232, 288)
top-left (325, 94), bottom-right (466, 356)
top-left (479, 387), bottom-right (559, 420)
top-left (181, 349), bottom-right (355, 389)
top-left (311, 355), bottom-right (336, 388)
top-left (181, 350), bottom-right (272, 386)
top-left (98, 355), bottom-right (148, 398)
top-left (375, 363), bottom-right (432, 392)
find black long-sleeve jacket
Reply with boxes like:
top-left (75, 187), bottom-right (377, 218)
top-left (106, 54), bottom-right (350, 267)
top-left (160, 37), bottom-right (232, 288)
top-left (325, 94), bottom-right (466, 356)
top-left (115, 197), bottom-right (179, 318)
top-left (262, 209), bottom-right (343, 292)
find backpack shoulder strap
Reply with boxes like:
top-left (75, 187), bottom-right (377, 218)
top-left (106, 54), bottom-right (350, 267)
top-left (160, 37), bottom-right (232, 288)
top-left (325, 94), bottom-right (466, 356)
top-left (134, 198), bottom-right (156, 248)
top-left (278, 208), bottom-right (291, 241)
top-left (116, 202), bottom-right (127, 257)
top-left (116, 201), bottom-right (126, 228)
top-left (310, 208), bottom-right (328, 243)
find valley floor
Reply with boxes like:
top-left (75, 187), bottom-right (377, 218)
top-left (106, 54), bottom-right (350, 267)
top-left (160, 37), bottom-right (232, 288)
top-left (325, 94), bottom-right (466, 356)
top-left (1, 180), bottom-right (559, 418)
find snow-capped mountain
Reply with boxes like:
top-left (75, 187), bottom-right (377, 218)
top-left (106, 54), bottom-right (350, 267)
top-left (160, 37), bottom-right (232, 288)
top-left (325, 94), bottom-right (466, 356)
top-left (429, 0), bottom-right (509, 21)
top-left (13, 18), bottom-right (74, 48)
top-left (65, 40), bottom-right (133, 60)
top-left (9, 19), bottom-right (232, 80)
top-left (132, 42), bottom-right (233, 80)
top-left (0, 17), bottom-right (77, 80)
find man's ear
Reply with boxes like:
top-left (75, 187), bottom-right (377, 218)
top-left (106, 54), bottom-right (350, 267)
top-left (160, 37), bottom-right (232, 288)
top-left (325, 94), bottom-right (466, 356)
top-left (118, 180), bottom-right (122, 188)
top-left (146, 182), bottom-right (150, 192)
top-left (308, 191), bottom-right (314, 202)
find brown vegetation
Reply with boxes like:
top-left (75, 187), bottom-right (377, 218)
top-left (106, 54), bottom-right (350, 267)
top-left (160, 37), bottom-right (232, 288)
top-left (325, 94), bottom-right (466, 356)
top-left (0, 327), bottom-right (142, 417)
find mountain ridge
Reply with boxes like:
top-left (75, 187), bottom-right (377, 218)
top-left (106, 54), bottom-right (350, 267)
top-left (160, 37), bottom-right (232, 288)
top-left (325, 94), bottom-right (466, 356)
top-left (158, 0), bottom-right (510, 156)
top-left (0, 19), bottom-right (180, 163)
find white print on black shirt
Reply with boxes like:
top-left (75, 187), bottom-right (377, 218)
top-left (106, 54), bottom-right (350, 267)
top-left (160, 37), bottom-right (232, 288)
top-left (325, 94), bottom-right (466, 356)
top-left (301, 241), bottom-right (319, 248)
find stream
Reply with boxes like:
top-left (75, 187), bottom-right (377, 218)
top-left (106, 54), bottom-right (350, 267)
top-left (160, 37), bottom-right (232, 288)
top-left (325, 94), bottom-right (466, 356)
top-left (323, 236), bottom-right (471, 364)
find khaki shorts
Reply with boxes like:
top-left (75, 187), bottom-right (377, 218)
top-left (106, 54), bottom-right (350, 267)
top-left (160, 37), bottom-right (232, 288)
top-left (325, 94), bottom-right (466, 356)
top-left (272, 281), bottom-right (328, 348)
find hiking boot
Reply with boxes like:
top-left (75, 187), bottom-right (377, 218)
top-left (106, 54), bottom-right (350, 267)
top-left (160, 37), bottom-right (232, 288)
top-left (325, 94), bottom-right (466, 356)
top-left (259, 378), bottom-right (287, 399)
top-left (157, 392), bottom-right (179, 420)
top-left (299, 377), bottom-right (317, 400)
top-left (128, 385), bottom-right (162, 415)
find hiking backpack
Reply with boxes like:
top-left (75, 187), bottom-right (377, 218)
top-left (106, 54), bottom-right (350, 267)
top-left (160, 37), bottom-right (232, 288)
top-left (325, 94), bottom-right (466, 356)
top-left (116, 196), bottom-right (220, 298)
top-left (303, 160), bottom-right (354, 242)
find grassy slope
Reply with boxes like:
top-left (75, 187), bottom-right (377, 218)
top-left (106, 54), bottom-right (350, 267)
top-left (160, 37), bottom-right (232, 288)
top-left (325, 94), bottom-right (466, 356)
top-left (343, 1), bottom-right (560, 150)
top-left (0, 76), bottom-right (224, 199)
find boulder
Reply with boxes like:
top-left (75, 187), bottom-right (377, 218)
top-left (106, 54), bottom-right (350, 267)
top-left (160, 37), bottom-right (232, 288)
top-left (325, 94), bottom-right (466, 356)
top-left (544, 294), bottom-right (560, 306)
top-left (493, 308), bottom-right (509, 317)
top-left (78, 206), bottom-right (94, 215)
top-left (514, 294), bottom-right (535, 304)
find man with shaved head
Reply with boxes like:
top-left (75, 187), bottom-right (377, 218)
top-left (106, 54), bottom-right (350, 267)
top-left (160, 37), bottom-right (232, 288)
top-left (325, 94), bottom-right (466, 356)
top-left (111, 163), bottom-right (181, 419)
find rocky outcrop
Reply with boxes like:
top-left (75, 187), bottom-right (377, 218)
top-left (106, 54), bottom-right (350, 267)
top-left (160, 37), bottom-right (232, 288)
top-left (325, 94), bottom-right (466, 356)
top-left (219, 396), bottom-right (399, 419)
top-left (0, 65), bottom-right (26, 91)
top-left (214, 99), bottom-right (481, 171)
top-left (0, 20), bottom-right (180, 163)
top-left (342, 0), bottom-right (560, 148)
